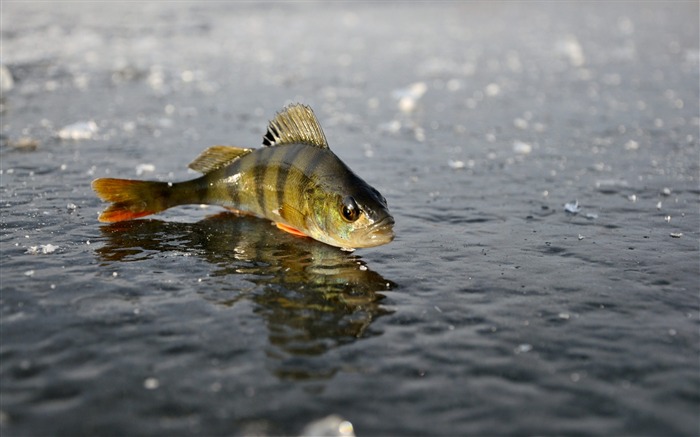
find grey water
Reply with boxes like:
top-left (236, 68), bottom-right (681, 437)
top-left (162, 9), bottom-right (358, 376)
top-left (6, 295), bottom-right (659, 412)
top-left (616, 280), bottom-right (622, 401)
top-left (1, 2), bottom-right (698, 436)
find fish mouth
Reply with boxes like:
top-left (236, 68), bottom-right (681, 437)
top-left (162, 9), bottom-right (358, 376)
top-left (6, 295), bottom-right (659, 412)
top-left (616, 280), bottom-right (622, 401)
top-left (360, 215), bottom-right (395, 247)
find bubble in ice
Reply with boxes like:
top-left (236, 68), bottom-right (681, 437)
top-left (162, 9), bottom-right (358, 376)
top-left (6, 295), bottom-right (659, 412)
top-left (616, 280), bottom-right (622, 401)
top-left (58, 121), bottom-right (98, 140)
top-left (669, 232), bottom-right (682, 238)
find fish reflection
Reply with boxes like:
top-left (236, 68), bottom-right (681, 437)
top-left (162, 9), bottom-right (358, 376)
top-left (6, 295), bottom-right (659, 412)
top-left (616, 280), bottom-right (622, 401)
top-left (96, 212), bottom-right (395, 380)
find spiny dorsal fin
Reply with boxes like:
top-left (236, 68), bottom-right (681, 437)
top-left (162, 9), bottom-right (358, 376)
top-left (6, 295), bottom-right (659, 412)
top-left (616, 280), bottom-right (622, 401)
top-left (188, 145), bottom-right (252, 174)
top-left (262, 104), bottom-right (328, 148)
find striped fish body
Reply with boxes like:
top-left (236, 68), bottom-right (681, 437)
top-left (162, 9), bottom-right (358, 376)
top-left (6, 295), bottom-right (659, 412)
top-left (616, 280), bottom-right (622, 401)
top-left (93, 104), bottom-right (394, 250)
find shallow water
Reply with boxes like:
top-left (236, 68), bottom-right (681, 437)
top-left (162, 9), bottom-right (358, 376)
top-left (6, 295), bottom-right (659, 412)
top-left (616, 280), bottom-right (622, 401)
top-left (1, 2), bottom-right (699, 436)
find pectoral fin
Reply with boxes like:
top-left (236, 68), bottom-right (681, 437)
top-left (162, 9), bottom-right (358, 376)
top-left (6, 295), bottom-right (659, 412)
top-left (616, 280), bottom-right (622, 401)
top-left (275, 222), bottom-right (308, 238)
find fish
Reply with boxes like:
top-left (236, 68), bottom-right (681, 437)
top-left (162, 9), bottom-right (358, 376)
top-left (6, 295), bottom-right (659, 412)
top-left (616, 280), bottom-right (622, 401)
top-left (92, 104), bottom-right (394, 250)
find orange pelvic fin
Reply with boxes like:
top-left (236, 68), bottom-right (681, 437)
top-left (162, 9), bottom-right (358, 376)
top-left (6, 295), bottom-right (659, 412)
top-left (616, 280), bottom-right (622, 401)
top-left (92, 178), bottom-right (170, 223)
top-left (275, 222), bottom-right (308, 238)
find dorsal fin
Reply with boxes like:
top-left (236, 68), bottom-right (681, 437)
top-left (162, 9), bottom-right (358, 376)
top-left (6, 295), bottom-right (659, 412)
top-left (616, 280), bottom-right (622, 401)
top-left (188, 145), bottom-right (252, 174)
top-left (262, 104), bottom-right (329, 148)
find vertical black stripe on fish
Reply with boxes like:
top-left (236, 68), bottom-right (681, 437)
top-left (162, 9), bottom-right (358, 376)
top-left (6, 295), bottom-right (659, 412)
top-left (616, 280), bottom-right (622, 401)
top-left (275, 144), bottom-right (307, 213)
top-left (262, 146), bottom-right (286, 214)
top-left (223, 164), bottom-right (241, 209)
top-left (253, 150), bottom-right (267, 216)
top-left (281, 146), bottom-right (327, 220)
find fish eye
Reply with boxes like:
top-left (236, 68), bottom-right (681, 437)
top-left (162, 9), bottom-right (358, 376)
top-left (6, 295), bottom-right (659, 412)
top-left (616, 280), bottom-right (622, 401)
top-left (341, 196), bottom-right (360, 222)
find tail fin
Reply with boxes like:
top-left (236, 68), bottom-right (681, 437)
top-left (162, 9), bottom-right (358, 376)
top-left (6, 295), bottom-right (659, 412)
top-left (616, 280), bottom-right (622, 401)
top-left (92, 178), bottom-right (172, 222)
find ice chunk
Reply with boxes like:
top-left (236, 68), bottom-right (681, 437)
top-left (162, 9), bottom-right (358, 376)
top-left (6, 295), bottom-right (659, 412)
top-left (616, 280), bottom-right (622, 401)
top-left (514, 344), bottom-right (533, 354)
top-left (513, 141), bottom-right (532, 154)
top-left (58, 121), bottom-right (98, 140)
top-left (485, 83), bottom-right (501, 96)
top-left (557, 35), bottom-right (585, 67)
top-left (143, 377), bottom-right (159, 390)
top-left (26, 244), bottom-right (58, 255)
top-left (564, 200), bottom-right (580, 214)
top-left (300, 415), bottom-right (355, 437)
top-left (392, 82), bottom-right (427, 113)
top-left (624, 140), bottom-right (639, 150)
top-left (135, 163), bottom-right (156, 176)
top-left (0, 64), bottom-right (13, 93)
top-left (448, 159), bottom-right (465, 169)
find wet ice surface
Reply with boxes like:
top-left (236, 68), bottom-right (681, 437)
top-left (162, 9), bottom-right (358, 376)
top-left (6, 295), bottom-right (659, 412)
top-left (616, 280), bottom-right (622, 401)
top-left (1, 2), bottom-right (699, 436)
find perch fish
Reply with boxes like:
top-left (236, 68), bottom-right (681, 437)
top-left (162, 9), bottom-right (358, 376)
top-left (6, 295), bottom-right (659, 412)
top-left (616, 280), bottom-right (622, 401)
top-left (92, 104), bottom-right (394, 250)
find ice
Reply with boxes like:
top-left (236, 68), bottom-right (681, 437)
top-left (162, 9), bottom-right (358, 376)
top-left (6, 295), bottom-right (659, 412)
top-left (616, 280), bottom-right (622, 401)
top-left (514, 344), bottom-right (533, 354)
top-left (392, 82), bottom-right (427, 113)
top-left (26, 244), bottom-right (58, 255)
top-left (300, 415), bottom-right (355, 437)
top-left (0, 64), bottom-right (13, 93)
top-left (448, 159), bottom-right (465, 169)
top-left (624, 140), bottom-right (639, 150)
top-left (564, 200), bottom-right (580, 214)
top-left (557, 35), bottom-right (585, 67)
top-left (135, 163), bottom-right (156, 176)
top-left (512, 141), bottom-right (532, 154)
top-left (513, 118), bottom-right (528, 130)
top-left (143, 377), bottom-right (159, 390)
top-left (58, 121), bottom-right (98, 140)
top-left (485, 83), bottom-right (501, 96)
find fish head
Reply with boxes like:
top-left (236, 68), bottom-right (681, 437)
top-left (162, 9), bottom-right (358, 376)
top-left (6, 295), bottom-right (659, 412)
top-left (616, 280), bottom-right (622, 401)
top-left (307, 182), bottom-right (395, 250)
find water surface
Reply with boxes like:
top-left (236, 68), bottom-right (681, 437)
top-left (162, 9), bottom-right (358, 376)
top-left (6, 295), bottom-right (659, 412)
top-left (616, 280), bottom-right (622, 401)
top-left (1, 2), bottom-right (698, 436)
